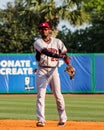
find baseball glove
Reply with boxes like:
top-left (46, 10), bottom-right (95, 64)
top-left (64, 64), bottom-right (75, 80)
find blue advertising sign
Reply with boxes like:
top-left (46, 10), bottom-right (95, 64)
top-left (0, 54), bottom-right (104, 94)
top-left (0, 54), bottom-right (37, 93)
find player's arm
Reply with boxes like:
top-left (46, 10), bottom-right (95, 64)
top-left (58, 49), bottom-right (71, 65)
top-left (35, 49), bottom-right (62, 62)
top-left (41, 48), bottom-right (65, 58)
top-left (42, 48), bottom-right (71, 65)
top-left (35, 50), bottom-right (41, 61)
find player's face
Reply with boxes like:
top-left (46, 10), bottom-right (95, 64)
top-left (39, 27), bottom-right (50, 37)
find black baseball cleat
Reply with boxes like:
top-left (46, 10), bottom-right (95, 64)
top-left (58, 122), bottom-right (66, 126)
top-left (36, 121), bottom-right (45, 127)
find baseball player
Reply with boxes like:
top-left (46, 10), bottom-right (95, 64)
top-left (34, 22), bottom-right (70, 127)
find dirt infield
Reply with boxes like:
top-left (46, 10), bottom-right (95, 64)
top-left (0, 120), bottom-right (104, 130)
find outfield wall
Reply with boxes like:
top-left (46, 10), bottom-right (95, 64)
top-left (0, 53), bottom-right (104, 94)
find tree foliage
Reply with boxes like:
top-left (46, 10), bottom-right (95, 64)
top-left (58, 0), bottom-right (104, 53)
top-left (0, 0), bottom-right (89, 53)
top-left (0, 0), bottom-right (104, 53)
top-left (83, 0), bottom-right (104, 52)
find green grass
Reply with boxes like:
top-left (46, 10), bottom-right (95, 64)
top-left (0, 95), bottom-right (104, 121)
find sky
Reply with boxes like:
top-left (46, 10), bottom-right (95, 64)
top-left (0, 0), bottom-right (14, 9)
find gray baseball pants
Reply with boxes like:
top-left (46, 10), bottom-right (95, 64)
top-left (36, 66), bottom-right (67, 123)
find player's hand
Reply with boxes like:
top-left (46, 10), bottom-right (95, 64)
top-left (64, 64), bottom-right (75, 80)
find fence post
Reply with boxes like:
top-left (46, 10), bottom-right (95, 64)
top-left (91, 54), bottom-right (96, 93)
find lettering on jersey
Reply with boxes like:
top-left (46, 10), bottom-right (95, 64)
top-left (48, 48), bottom-right (58, 61)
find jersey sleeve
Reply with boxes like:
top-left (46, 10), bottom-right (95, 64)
top-left (34, 39), bottom-right (42, 52)
top-left (57, 39), bottom-right (67, 54)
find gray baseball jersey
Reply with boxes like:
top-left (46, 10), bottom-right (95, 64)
top-left (34, 37), bottom-right (67, 67)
